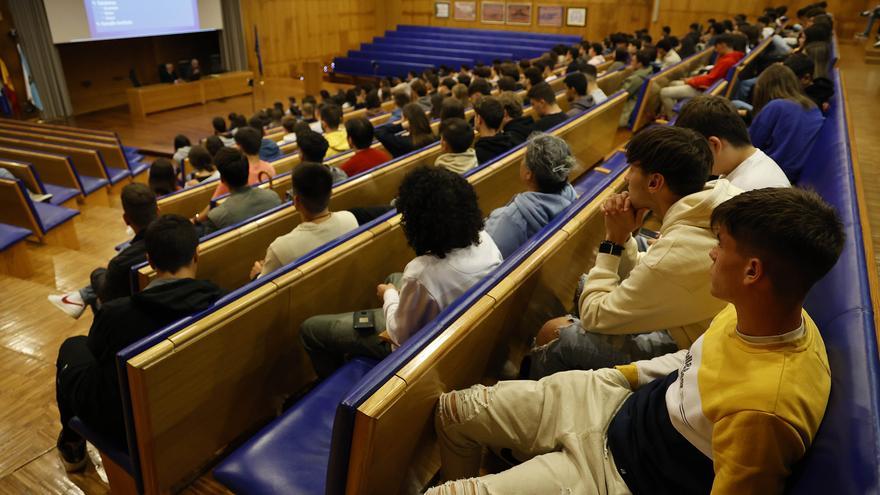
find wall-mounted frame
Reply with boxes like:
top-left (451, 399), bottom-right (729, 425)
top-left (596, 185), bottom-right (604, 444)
top-left (566, 6), bottom-right (587, 27)
top-left (435, 1), bottom-right (450, 18)
top-left (537, 5), bottom-right (563, 27)
top-left (481, 1), bottom-right (505, 24)
top-left (505, 2), bottom-right (532, 25)
top-left (454, 1), bottom-right (477, 21)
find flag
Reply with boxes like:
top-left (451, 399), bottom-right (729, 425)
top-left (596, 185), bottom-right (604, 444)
top-left (254, 25), bottom-right (263, 77)
top-left (16, 43), bottom-right (41, 111)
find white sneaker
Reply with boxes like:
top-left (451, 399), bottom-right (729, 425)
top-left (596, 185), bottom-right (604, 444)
top-left (874, 39), bottom-right (880, 48)
top-left (29, 192), bottom-right (53, 203)
top-left (48, 292), bottom-right (87, 319)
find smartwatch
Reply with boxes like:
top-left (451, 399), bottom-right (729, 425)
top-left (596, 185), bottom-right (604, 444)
top-left (599, 240), bottom-right (625, 256)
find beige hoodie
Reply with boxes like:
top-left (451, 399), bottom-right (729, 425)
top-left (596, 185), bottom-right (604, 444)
top-left (434, 149), bottom-right (478, 174)
top-left (578, 179), bottom-right (742, 348)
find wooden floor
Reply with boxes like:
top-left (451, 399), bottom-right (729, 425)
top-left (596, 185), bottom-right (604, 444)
top-left (0, 44), bottom-right (877, 494)
top-left (68, 78), bottom-right (352, 155)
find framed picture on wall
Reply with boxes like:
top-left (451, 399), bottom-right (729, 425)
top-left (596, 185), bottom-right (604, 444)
top-left (481, 1), bottom-right (505, 24)
top-left (436, 2), bottom-right (450, 18)
top-left (537, 6), bottom-right (563, 27)
top-left (505, 2), bottom-right (532, 25)
top-left (454, 1), bottom-right (477, 21)
top-left (566, 7), bottom-right (587, 27)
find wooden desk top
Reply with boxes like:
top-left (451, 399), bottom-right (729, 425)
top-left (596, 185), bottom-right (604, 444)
top-left (127, 71), bottom-right (254, 118)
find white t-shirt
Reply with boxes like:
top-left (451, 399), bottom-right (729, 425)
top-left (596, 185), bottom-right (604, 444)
top-left (723, 148), bottom-right (791, 191)
top-left (590, 88), bottom-right (608, 105)
top-left (588, 55), bottom-right (605, 66)
top-left (258, 211), bottom-right (359, 277)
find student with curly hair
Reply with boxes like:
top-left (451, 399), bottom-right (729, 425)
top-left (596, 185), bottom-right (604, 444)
top-left (300, 166), bottom-right (503, 378)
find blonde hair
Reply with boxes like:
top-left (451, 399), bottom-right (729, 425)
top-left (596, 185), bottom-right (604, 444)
top-left (752, 64), bottom-right (816, 116)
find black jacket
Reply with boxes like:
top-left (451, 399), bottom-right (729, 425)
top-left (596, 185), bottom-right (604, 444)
top-left (375, 124), bottom-right (438, 158)
top-left (502, 116), bottom-right (536, 146)
top-left (99, 232), bottom-right (147, 303)
top-left (534, 112), bottom-right (569, 133)
top-left (475, 133), bottom-right (516, 164)
top-left (86, 278), bottom-right (225, 442)
top-left (806, 77), bottom-right (834, 111)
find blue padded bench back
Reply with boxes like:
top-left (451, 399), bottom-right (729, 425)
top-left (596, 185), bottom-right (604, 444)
top-left (787, 70), bottom-right (880, 494)
top-left (395, 25), bottom-right (581, 43)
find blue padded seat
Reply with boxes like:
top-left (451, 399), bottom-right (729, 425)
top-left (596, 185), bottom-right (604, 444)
top-left (43, 183), bottom-right (81, 206)
top-left (32, 200), bottom-right (79, 231)
top-left (0, 223), bottom-right (31, 251)
top-left (213, 358), bottom-right (378, 495)
top-left (105, 166), bottom-right (131, 184)
top-left (79, 175), bottom-right (109, 194)
top-left (128, 160), bottom-right (149, 177)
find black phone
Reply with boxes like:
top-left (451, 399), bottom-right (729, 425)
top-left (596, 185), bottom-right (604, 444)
top-left (353, 310), bottom-right (376, 333)
top-left (639, 228), bottom-right (660, 240)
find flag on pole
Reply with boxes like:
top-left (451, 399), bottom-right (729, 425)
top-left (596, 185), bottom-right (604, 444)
top-left (16, 43), bottom-right (41, 111)
top-left (254, 25), bottom-right (263, 77)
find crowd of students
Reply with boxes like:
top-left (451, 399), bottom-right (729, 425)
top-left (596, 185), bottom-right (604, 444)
top-left (48, 3), bottom-right (851, 492)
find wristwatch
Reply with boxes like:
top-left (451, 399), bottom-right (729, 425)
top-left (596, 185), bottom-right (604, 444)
top-left (599, 240), bottom-right (625, 256)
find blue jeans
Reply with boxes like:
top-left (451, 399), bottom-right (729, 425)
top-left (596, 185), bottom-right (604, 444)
top-left (733, 76), bottom-right (757, 102)
top-left (863, 12), bottom-right (880, 37)
top-left (528, 317), bottom-right (679, 379)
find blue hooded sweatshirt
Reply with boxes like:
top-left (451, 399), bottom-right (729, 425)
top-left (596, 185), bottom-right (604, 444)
top-left (485, 183), bottom-right (577, 259)
top-left (259, 138), bottom-right (282, 162)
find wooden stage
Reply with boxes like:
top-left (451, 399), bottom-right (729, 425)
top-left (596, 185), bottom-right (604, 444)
top-left (68, 77), bottom-right (352, 156)
top-left (0, 43), bottom-right (877, 494)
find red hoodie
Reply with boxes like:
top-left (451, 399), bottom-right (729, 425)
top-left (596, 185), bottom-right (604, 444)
top-left (686, 51), bottom-right (744, 90)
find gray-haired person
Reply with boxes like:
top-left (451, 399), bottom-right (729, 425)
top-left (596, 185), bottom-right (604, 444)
top-left (484, 133), bottom-right (577, 258)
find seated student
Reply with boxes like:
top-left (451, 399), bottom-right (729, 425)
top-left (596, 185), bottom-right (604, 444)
top-left (749, 64), bottom-right (824, 182)
top-left (390, 85), bottom-right (412, 122)
top-left (411, 79), bottom-right (432, 113)
top-left (319, 104), bottom-right (350, 158)
top-left (148, 158), bottom-right (179, 197)
top-left (528, 126), bottom-right (738, 378)
top-left (172, 134), bottom-right (191, 169)
top-left (296, 127), bottom-right (348, 184)
top-left (451, 83), bottom-right (470, 109)
top-left (523, 67), bottom-right (544, 90)
top-left (250, 163), bottom-right (358, 279)
top-left (429, 93), bottom-right (445, 119)
top-left (498, 92), bottom-right (535, 147)
top-left (299, 167), bottom-right (502, 378)
top-left (194, 148), bottom-right (282, 236)
top-left (497, 75), bottom-right (517, 92)
top-left (659, 34), bottom-right (745, 116)
top-left (205, 135), bottom-right (224, 158)
top-left (301, 101), bottom-right (323, 134)
top-left (48, 184), bottom-right (158, 319)
top-left (185, 145), bottom-right (219, 186)
top-left (528, 82), bottom-right (567, 132)
top-left (278, 117), bottom-right (298, 145)
top-left (676, 95), bottom-right (790, 190)
top-left (563, 72), bottom-right (595, 117)
top-left (784, 53), bottom-right (834, 112)
top-left (428, 187), bottom-right (843, 495)
top-left (618, 50), bottom-right (655, 126)
top-left (607, 47), bottom-right (629, 71)
top-left (212, 127), bottom-right (277, 198)
top-left (435, 118), bottom-right (478, 174)
top-left (55, 215), bottom-right (225, 470)
top-left (212, 117), bottom-right (235, 146)
top-left (365, 90), bottom-right (384, 118)
top-left (468, 78), bottom-right (492, 106)
top-left (440, 97), bottom-right (466, 122)
top-left (485, 133), bottom-right (577, 259)
top-left (376, 103), bottom-right (438, 158)
top-left (473, 97), bottom-right (516, 164)
top-left (656, 38), bottom-right (682, 68)
top-left (581, 64), bottom-right (607, 105)
top-left (587, 42), bottom-right (606, 66)
top-left (338, 117), bottom-right (392, 176)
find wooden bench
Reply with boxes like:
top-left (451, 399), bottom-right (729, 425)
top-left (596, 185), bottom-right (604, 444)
top-left (0, 118), bottom-right (117, 137)
top-left (0, 145), bottom-right (107, 205)
top-left (630, 48), bottom-right (714, 131)
top-left (724, 36), bottom-right (773, 99)
top-left (0, 177), bottom-right (79, 249)
top-left (0, 222), bottom-right (32, 278)
top-left (0, 159), bottom-right (80, 210)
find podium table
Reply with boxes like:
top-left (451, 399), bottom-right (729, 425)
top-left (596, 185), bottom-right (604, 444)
top-left (126, 71), bottom-right (254, 118)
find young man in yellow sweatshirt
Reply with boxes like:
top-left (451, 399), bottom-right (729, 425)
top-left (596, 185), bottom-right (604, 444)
top-left (529, 126), bottom-right (739, 378)
top-left (319, 104), bottom-right (350, 159)
top-left (428, 186), bottom-right (843, 495)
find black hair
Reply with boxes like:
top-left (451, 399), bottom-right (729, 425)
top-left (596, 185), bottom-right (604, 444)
top-left (365, 90), bottom-right (381, 109)
top-left (320, 104), bottom-right (343, 130)
top-left (582, 63), bottom-right (598, 80)
top-left (248, 115), bottom-right (267, 133)
top-left (215, 147), bottom-right (249, 188)
top-left (440, 97), bottom-right (466, 121)
top-left (410, 79), bottom-right (427, 97)
top-left (282, 116), bottom-right (297, 133)
top-left (656, 39), bottom-right (672, 52)
top-left (498, 76), bottom-right (517, 92)
top-left (231, 113), bottom-right (247, 130)
top-left (625, 126), bottom-right (712, 197)
top-left (714, 33), bottom-right (738, 49)
top-left (188, 145), bottom-right (214, 172)
top-left (145, 214), bottom-right (199, 273)
top-left (711, 187), bottom-right (844, 302)
top-left (440, 117), bottom-right (474, 154)
top-left (212, 117), bottom-right (227, 133)
top-left (457, 74), bottom-right (472, 88)
top-left (296, 129), bottom-right (329, 163)
top-left (635, 49), bottom-right (653, 67)
top-left (148, 158), bottom-right (178, 197)
top-left (499, 63), bottom-right (520, 80)
top-left (527, 82), bottom-right (556, 105)
top-left (396, 166), bottom-right (484, 258)
top-left (564, 72), bottom-right (587, 96)
top-left (291, 162), bottom-right (333, 214)
top-left (441, 77), bottom-right (457, 89)
top-left (205, 136), bottom-right (224, 157)
top-left (474, 96), bottom-right (504, 130)
top-left (344, 117), bottom-right (374, 150)
top-left (430, 93), bottom-right (445, 119)
top-left (662, 25), bottom-right (671, 34)
top-left (468, 78), bottom-right (492, 96)
top-left (173, 134), bottom-right (191, 150)
top-left (234, 126), bottom-right (262, 156)
top-left (590, 42), bottom-right (604, 55)
top-left (675, 95), bottom-right (752, 147)
top-left (784, 53), bottom-right (815, 79)
top-left (524, 67), bottom-right (543, 86)
top-left (121, 182), bottom-right (158, 230)
top-left (614, 47), bottom-right (628, 62)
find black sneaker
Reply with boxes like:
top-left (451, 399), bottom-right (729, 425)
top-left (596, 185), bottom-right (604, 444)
top-left (56, 431), bottom-right (87, 473)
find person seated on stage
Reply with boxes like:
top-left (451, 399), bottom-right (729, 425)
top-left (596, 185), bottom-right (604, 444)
top-left (376, 103), bottom-right (438, 158)
top-left (299, 166), bottom-right (502, 378)
top-left (194, 148), bottom-right (281, 236)
top-left (278, 116), bottom-right (298, 145)
top-left (435, 117), bottom-right (477, 174)
top-left (618, 50), bottom-right (654, 126)
top-left (563, 72), bottom-right (596, 117)
top-left (428, 186), bottom-right (843, 495)
top-left (148, 158), bottom-right (179, 197)
top-left (485, 133), bottom-right (577, 259)
top-left (468, 78), bottom-right (492, 107)
top-left (205, 135), bottom-right (224, 158)
top-left (339, 117), bottom-right (392, 177)
top-left (250, 163), bottom-right (359, 280)
top-left (411, 79), bottom-right (432, 113)
top-left (749, 64), bottom-right (824, 183)
top-left (158, 62), bottom-right (179, 83)
top-left (676, 95), bottom-right (790, 190)
top-left (320, 104), bottom-right (350, 158)
top-left (48, 183), bottom-right (159, 319)
top-left (296, 127), bottom-right (348, 184)
top-left (656, 38), bottom-right (682, 68)
top-left (212, 116), bottom-right (235, 146)
top-left (188, 58), bottom-right (202, 81)
top-left (473, 96), bottom-right (515, 165)
top-left (185, 145), bottom-right (219, 186)
top-left (208, 127), bottom-right (277, 199)
top-left (440, 97), bottom-right (466, 122)
top-left (528, 82), bottom-right (567, 132)
top-left (784, 53), bottom-right (834, 112)
top-left (498, 91), bottom-right (535, 146)
top-left (659, 34), bottom-right (745, 117)
top-left (587, 42), bottom-right (606, 66)
top-left (582, 64), bottom-right (608, 105)
top-left (527, 126), bottom-right (739, 379)
top-left (55, 215), bottom-right (225, 471)
top-left (301, 101), bottom-right (323, 134)
top-left (172, 134), bottom-right (191, 169)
